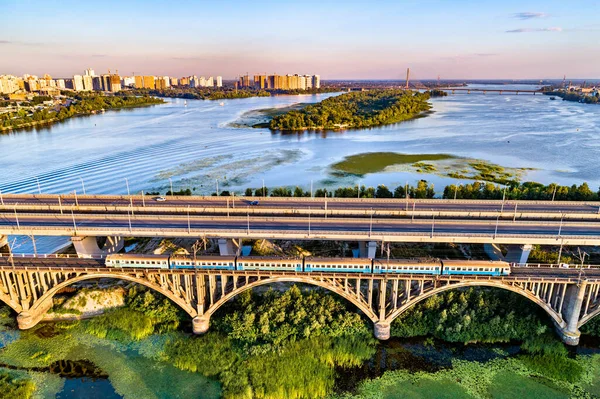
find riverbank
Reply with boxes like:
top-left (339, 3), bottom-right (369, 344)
top-left (0, 93), bottom-right (165, 133)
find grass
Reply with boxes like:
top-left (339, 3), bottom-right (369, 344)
top-left (331, 152), bottom-right (456, 176)
top-left (381, 377), bottom-right (472, 399)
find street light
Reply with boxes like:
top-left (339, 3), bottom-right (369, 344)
top-left (74, 189), bottom-right (79, 207)
top-left (494, 212), bottom-right (500, 239)
top-left (169, 178), bottom-right (174, 196)
top-left (14, 203), bottom-right (20, 230)
top-left (216, 179), bottom-right (219, 196)
top-left (558, 213), bottom-right (564, 237)
top-left (36, 177), bottom-right (42, 194)
top-left (262, 179), bottom-right (265, 198)
top-left (187, 205), bottom-right (191, 234)
top-left (80, 177), bottom-right (86, 195)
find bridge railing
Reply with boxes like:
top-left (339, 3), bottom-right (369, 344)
top-left (0, 253), bottom-right (105, 259)
top-left (515, 262), bottom-right (600, 269)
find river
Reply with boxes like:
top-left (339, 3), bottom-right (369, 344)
top-left (2, 84), bottom-right (599, 254)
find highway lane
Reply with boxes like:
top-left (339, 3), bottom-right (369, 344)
top-left (1, 213), bottom-right (600, 240)
top-left (2, 194), bottom-right (600, 215)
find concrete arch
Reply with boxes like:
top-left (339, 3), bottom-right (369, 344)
top-left (205, 276), bottom-right (378, 322)
top-left (384, 281), bottom-right (565, 328)
top-left (30, 273), bottom-right (197, 319)
top-left (578, 309), bottom-right (599, 328)
top-left (0, 292), bottom-right (22, 313)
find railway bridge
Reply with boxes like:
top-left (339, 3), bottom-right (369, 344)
top-left (1, 258), bottom-right (599, 345)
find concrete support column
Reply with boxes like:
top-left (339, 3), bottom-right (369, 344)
top-left (0, 235), bottom-right (8, 253)
top-left (557, 283), bottom-right (586, 346)
top-left (218, 239), bottom-right (235, 256)
top-left (192, 315), bottom-right (210, 335)
top-left (359, 241), bottom-right (377, 259)
top-left (71, 236), bottom-right (124, 258)
top-left (17, 299), bottom-right (52, 330)
top-left (505, 244), bottom-right (533, 264)
top-left (374, 321), bottom-right (390, 340)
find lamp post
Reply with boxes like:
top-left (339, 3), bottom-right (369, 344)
top-left (80, 177), bottom-right (86, 195)
top-left (169, 178), bottom-right (174, 196)
top-left (36, 177), bottom-right (42, 194)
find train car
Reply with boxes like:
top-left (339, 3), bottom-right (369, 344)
top-left (373, 258), bottom-right (442, 274)
top-left (236, 256), bottom-right (302, 272)
top-left (105, 254), bottom-right (170, 269)
top-left (170, 255), bottom-right (236, 270)
top-left (441, 260), bottom-right (511, 276)
top-left (304, 257), bottom-right (372, 273)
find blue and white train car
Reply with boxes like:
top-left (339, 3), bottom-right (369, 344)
top-left (373, 259), bottom-right (442, 274)
top-left (170, 255), bottom-right (236, 270)
top-left (441, 260), bottom-right (511, 276)
top-left (105, 254), bottom-right (170, 269)
top-left (236, 256), bottom-right (302, 272)
top-left (304, 257), bottom-right (372, 273)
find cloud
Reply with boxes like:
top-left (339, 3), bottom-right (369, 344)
top-left (506, 27), bottom-right (562, 33)
top-left (513, 12), bottom-right (549, 20)
top-left (0, 40), bottom-right (44, 46)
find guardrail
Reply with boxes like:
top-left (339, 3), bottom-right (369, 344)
top-left (1, 192), bottom-right (600, 207)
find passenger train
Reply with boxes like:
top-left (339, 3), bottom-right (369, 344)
top-left (104, 254), bottom-right (511, 276)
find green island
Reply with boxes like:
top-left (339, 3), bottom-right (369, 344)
top-left (0, 91), bottom-right (164, 132)
top-left (3, 277), bottom-right (600, 399)
top-left (330, 152), bottom-right (533, 184)
top-left (229, 103), bottom-right (310, 129)
top-left (268, 89), bottom-right (432, 131)
top-left (544, 90), bottom-right (599, 104)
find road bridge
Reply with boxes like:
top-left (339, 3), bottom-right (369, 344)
top-left (0, 256), bottom-right (599, 345)
top-left (2, 194), bottom-right (600, 263)
top-left (436, 87), bottom-right (542, 95)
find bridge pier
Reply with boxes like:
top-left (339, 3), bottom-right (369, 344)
top-left (504, 244), bottom-right (532, 264)
top-left (374, 321), bottom-right (391, 340)
top-left (218, 239), bottom-right (236, 256)
top-left (71, 236), bottom-right (124, 258)
top-left (17, 299), bottom-right (52, 330)
top-left (358, 241), bottom-right (377, 258)
top-left (192, 315), bottom-right (210, 334)
top-left (557, 283), bottom-right (586, 346)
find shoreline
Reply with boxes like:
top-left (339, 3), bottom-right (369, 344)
top-left (0, 100), bottom-right (164, 133)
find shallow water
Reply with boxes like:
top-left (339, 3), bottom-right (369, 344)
top-left (2, 84), bottom-right (599, 253)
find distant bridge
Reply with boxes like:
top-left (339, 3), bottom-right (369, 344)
top-left (1, 256), bottom-right (600, 345)
top-left (436, 87), bottom-right (542, 95)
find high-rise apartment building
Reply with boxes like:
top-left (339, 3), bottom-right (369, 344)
top-left (108, 74), bottom-right (121, 92)
top-left (216, 76), bottom-right (222, 87)
top-left (56, 79), bottom-right (66, 89)
top-left (0, 75), bottom-right (20, 94)
top-left (122, 76), bottom-right (135, 87)
top-left (82, 75), bottom-right (93, 91)
top-left (84, 68), bottom-right (95, 77)
top-left (143, 76), bottom-right (155, 89)
top-left (170, 77), bottom-right (179, 86)
top-left (312, 75), bottom-right (320, 89)
top-left (73, 75), bottom-right (84, 91)
top-left (92, 76), bottom-right (103, 91)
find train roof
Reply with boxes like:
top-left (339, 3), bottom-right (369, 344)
top-left (170, 255), bottom-right (236, 261)
top-left (373, 258), bottom-right (440, 265)
top-left (305, 257), bottom-right (372, 264)
top-left (237, 256), bottom-right (301, 261)
top-left (441, 259), bottom-right (510, 266)
top-left (105, 253), bottom-right (169, 259)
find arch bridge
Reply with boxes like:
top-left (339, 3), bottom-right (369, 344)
top-left (0, 265), bottom-right (598, 346)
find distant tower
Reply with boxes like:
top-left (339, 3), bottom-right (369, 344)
top-left (405, 68), bottom-right (410, 89)
top-left (562, 75), bottom-right (566, 89)
top-left (437, 75), bottom-right (440, 87)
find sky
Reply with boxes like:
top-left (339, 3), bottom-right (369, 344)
top-left (1, 0), bottom-right (599, 80)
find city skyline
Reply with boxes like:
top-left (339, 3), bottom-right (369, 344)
top-left (1, 0), bottom-right (599, 80)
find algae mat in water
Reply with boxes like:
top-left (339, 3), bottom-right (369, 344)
top-left (332, 153), bottom-right (456, 176)
top-left (487, 371), bottom-right (569, 399)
